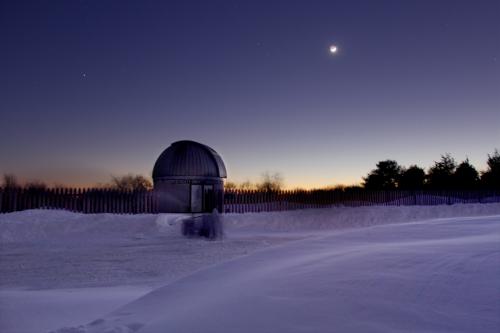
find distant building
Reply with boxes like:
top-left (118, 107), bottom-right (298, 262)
top-left (152, 140), bottom-right (227, 213)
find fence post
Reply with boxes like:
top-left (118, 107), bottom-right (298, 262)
top-left (12, 188), bottom-right (18, 212)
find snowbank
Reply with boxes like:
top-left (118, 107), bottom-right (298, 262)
top-left (0, 210), bottom-right (186, 243)
top-left (225, 202), bottom-right (500, 233)
top-left (1, 204), bottom-right (500, 333)
top-left (2, 203), bottom-right (500, 243)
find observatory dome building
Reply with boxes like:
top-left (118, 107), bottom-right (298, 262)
top-left (152, 140), bottom-right (227, 213)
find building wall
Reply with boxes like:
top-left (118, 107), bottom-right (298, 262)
top-left (155, 182), bottom-right (190, 213)
top-left (154, 179), bottom-right (224, 213)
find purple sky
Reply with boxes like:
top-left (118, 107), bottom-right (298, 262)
top-left (1, 1), bottom-right (499, 188)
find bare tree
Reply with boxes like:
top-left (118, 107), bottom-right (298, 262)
top-left (224, 180), bottom-right (256, 190)
top-left (110, 174), bottom-right (153, 191)
top-left (224, 181), bottom-right (237, 190)
top-left (25, 180), bottom-right (47, 191)
top-left (257, 172), bottom-right (284, 192)
top-left (2, 174), bottom-right (19, 189)
top-left (239, 180), bottom-right (256, 190)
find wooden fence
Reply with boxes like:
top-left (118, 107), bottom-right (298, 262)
top-left (1, 187), bottom-right (499, 214)
top-left (0, 188), bottom-right (158, 214)
top-left (223, 189), bottom-right (500, 213)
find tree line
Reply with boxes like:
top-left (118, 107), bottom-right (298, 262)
top-left (362, 150), bottom-right (500, 191)
top-left (0, 174), bottom-right (153, 192)
top-left (2, 150), bottom-right (499, 192)
top-left (224, 172), bottom-right (284, 192)
top-left (1, 171), bottom-right (283, 192)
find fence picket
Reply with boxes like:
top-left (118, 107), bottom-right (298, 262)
top-left (1, 188), bottom-right (499, 214)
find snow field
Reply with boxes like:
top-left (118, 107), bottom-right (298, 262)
top-left (1, 203), bottom-right (499, 332)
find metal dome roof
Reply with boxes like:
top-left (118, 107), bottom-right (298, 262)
top-left (152, 140), bottom-right (227, 179)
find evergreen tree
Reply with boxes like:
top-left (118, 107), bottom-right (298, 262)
top-left (363, 160), bottom-right (402, 190)
top-left (427, 154), bottom-right (456, 190)
top-left (399, 165), bottom-right (426, 190)
top-left (481, 149), bottom-right (500, 189)
top-left (454, 159), bottom-right (479, 189)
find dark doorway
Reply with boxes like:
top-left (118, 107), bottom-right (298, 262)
top-left (190, 184), bottom-right (203, 213)
top-left (203, 185), bottom-right (216, 212)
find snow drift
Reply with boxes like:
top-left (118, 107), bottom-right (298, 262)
top-left (2, 203), bottom-right (500, 243)
top-left (53, 214), bottom-right (500, 333)
top-left (1, 203), bottom-right (500, 333)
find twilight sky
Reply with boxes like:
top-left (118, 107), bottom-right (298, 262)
top-left (1, 0), bottom-right (499, 189)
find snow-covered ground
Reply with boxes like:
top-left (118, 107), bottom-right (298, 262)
top-left (1, 204), bottom-right (499, 333)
